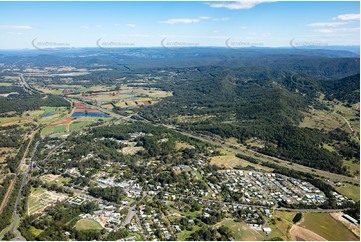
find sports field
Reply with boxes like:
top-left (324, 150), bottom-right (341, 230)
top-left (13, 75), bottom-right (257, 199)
top-left (74, 219), bottom-right (103, 231)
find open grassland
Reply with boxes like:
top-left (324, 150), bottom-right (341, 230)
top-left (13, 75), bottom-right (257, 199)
top-left (121, 146), bottom-right (144, 155)
top-left (300, 213), bottom-right (358, 241)
top-left (0, 116), bottom-right (33, 127)
top-left (70, 120), bottom-right (93, 131)
top-left (41, 125), bottom-right (67, 136)
top-left (343, 159), bottom-right (360, 179)
top-left (300, 109), bottom-right (346, 132)
top-left (74, 219), bottom-right (103, 231)
top-left (175, 141), bottom-right (194, 150)
top-left (245, 138), bottom-right (265, 149)
top-left (39, 174), bottom-right (71, 187)
top-left (210, 148), bottom-right (273, 171)
top-left (219, 220), bottom-right (264, 241)
top-left (274, 211), bottom-right (297, 223)
top-left (301, 94), bottom-right (360, 137)
top-left (176, 225), bottom-right (200, 241)
top-left (335, 183), bottom-right (360, 201)
top-left (0, 82), bottom-right (13, 86)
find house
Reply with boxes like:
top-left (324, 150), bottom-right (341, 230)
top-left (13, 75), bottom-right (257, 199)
top-left (262, 227), bottom-right (272, 235)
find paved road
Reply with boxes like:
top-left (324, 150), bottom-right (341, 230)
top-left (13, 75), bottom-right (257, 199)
top-left (123, 205), bottom-right (137, 226)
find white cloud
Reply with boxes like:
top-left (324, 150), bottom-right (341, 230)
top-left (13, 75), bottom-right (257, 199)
top-left (6, 32), bottom-right (23, 35)
top-left (198, 16), bottom-right (211, 20)
top-left (314, 27), bottom-right (360, 34)
top-left (308, 22), bottom-right (348, 28)
top-left (336, 13), bottom-right (360, 21)
top-left (208, 1), bottom-right (275, 10)
top-left (159, 18), bottom-right (201, 24)
top-left (80, 25), bottom-right (90, 29)
top-left (126, 24), bottom-right (136, 28)
top-left (0, 25), bottom-right (32, 30)
top-left (95, 24), bottom-right (102, 28)
top-left (198, 16), bottom-right (229, 21)
top-left (160, 16), bottom-right (228, 24)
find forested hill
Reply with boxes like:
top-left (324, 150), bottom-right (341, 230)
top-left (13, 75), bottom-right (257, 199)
top-left (138, 64), bottom-right (359, 175)
top-left (0, 86), bottom-right (70, 113)
top-left (322, 74), bottom-right (360, 104)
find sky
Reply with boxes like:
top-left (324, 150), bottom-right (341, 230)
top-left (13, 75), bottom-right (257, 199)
top-left (0, 1), bottom-right (359, 49)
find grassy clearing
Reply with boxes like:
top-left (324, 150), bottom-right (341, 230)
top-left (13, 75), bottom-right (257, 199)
top-left (121, 146), bottom-right (144, 155)
top-left (300, 109), bottom-right (344, 132)
top-left (0, 82), bottom-right (13, 86)
top-left (41, 125), bottom-right (67, 136)
top-left (40, 174), bottom-right (71, 186)
top-left (300, 213), bottom-right (358, 241)
top-left (274, 211), bottom-right (297, 223)
top-left (74, 219), bottom-right (102, 231)
top-left (29, 226), bottom-right (44, 237)
top-left (343, 159), bottom-right (360, 179)
top-left (335, 183), bottom-right (360, 201)
top-left (70, 121), bottom-right (92, 131)
top-left (177, 225), bottom-right (200, 241)
top-left (41, 106), bottom-right (68, 112)
top-left (175, 141), bottom-right (194, 150)
top-left (219, 220), bottom-right (264, 241)
top-left (210, 148), bottom-right (273, 171)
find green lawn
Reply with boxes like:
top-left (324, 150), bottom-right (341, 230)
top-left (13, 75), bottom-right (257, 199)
top-left (74, 219), bottom-right (102, 231)
top-left (300, 213), bottom-right (358, 241)
top-left (219, 220), bottom-right (264, 241)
